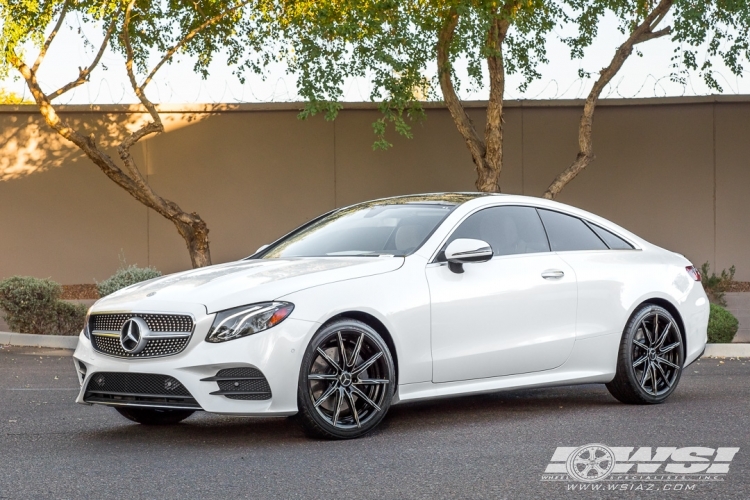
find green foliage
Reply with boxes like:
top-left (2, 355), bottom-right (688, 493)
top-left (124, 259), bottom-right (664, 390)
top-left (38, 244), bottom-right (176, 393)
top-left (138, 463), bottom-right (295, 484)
top-left (282, 0), bottom-right (564, 147)
top-left (0, 276), bottom-right (86, 335)
top-left (707, 303), bottom-right (738, 343)
top-left (97, 264), bottom-right (162, 298)
top-left (0, 88), bottom-right (32, 104)
top-left (0, 0), bottom-right (274, 90)
top-left (700, 262), bottom-right (736, 306)
top-left (283, 0), bottom-right (750, 147)
top-left (671, 0), bottom-right (750, 92)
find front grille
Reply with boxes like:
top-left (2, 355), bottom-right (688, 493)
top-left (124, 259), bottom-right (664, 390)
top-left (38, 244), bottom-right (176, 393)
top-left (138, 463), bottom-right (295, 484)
top-left (89, 312), bottom-right (194, 359)
top-left (202, 367), bottom-right (272, 401)
top-left (91, 335), bottom-right (190, 358)
top-left (90, 313), bottom-right (193, 333)
top-left (84, 372), bottom-right (201, 409)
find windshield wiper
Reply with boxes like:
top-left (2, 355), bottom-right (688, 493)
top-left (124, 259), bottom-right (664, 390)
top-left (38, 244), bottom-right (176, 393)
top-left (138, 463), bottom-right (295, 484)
top-left (325, 251), bottom-right (391, 257)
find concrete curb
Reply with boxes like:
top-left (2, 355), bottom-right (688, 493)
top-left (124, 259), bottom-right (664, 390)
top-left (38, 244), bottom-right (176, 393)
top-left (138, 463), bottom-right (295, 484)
top-left (0, 331), bottom-right (78, 350)
top-left (1, 331), bottom-right (749, 357)
top-left (703, 343), bottom-right (750, 358)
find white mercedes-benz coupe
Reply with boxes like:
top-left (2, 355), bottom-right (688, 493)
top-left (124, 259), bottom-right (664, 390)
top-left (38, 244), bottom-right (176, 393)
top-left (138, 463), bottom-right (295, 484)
top-left (73, 193), bottom-right (708, 439)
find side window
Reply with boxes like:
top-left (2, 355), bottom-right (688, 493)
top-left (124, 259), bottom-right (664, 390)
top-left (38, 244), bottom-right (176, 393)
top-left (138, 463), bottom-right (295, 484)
top-left (587, 223), bottom-right (634, 250)
top-left (537, 209), bottom-right (608, 252)
top-left (443, 206), bottom-right (550, 258)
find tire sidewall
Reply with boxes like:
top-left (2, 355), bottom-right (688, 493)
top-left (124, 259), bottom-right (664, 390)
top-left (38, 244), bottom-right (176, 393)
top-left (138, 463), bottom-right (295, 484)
top-left (297, 319), bottom-right (395, 439)
top-left (622, 305), bottom-right (684, 403)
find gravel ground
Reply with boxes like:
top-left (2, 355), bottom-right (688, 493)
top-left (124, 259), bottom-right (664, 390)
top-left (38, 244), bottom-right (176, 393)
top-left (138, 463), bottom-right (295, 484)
top-left (0, 345), bottom-right (748, 500)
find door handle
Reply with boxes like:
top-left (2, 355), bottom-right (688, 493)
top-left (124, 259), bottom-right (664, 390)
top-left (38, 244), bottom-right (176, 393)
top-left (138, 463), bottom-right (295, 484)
top-left (541, 269), bottom-right (565, 279)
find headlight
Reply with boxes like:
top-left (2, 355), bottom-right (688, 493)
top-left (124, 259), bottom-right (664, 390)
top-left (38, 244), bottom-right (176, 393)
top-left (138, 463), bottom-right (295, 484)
top-left (205, 302), bottom-right (294, 343)
top-left (83, 310), bottom-right (91, 339)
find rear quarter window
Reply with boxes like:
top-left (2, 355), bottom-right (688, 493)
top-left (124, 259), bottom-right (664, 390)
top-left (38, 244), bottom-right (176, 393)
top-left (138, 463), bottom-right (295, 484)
top-left (586, 223), bottom-right (634, 250)
top-left (537, 209), bottom-right (608, 252)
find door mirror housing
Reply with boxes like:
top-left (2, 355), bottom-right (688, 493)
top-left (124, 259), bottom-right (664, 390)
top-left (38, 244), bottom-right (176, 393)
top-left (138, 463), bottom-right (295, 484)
top-left (255, 244), bottom-right (269, 254)
top-left (444, 238), bottom-right (493, 274)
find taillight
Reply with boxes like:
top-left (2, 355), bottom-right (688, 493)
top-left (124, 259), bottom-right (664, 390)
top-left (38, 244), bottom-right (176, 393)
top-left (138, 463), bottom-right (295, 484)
top-left (686, 266), bottom-right (701, 281)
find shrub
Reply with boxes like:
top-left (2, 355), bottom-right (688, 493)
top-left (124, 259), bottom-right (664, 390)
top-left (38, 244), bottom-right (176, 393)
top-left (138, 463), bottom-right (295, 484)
top-left (97, 264), bottom-right (161, 298)
top-left (0, 276), bottom-right (59, 334)
top-left (707, 303), bottom-right (739, 343)
top-left (0, 276), bottom-right (86, 335)
top-left (700, 262), bottom-right (736, 306)
top-left (55, 301), bottom-right (89, 336)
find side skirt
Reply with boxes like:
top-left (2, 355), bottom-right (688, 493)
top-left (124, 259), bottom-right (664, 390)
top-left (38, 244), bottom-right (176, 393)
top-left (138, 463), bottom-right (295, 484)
top-left (393, 333), bottom-right (619, 404)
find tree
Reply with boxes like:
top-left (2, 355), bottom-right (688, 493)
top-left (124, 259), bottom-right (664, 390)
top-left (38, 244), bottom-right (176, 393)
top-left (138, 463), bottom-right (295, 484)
top-left (0, 0), bottom-right (269, 268)
top-left (543, 0), bottom-right (750, 199)
top-left (284, 0), bottom-right (749, 196)
top-left (282, 0), bottom-right (562, 193)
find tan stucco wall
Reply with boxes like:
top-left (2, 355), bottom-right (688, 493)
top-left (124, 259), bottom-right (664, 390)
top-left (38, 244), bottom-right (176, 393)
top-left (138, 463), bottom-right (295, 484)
top-left (0, 96), bottom-right (748, 283)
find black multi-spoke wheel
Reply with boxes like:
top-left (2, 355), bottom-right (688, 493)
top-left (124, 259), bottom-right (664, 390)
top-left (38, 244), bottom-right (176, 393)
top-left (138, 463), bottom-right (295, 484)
top-left (607, 304), bottom-right (684, 404)
top-left (296, 319), bottom-right (395, 439)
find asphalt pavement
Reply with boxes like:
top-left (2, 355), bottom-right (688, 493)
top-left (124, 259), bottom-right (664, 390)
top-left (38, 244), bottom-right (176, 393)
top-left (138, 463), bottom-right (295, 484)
top-left (1, 345), bottom-right (749, 500)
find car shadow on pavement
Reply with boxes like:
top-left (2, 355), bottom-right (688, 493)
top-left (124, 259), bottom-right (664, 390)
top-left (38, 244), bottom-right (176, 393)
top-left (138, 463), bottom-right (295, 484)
top-left (79, 383), bottom-right (622, 446)
top-left (380, 383), bottom-right (619, 433)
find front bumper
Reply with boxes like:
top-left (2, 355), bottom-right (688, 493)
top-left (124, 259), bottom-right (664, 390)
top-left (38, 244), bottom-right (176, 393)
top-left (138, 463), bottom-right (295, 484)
top-left (73, 316), bottom-right (320, 416)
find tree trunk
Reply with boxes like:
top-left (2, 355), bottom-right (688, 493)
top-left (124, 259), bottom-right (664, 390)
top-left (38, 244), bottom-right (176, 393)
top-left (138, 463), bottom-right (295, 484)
top-left (542, 0), bottom-right (673, 200)
top-left (437, 8), bottom-right (508, 193)
top-left (175, 217), bottom-right (212, 268)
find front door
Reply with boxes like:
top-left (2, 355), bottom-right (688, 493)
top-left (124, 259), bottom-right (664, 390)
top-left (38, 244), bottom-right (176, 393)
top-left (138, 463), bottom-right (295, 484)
top-left (426, 205), bottom-right (578, 383)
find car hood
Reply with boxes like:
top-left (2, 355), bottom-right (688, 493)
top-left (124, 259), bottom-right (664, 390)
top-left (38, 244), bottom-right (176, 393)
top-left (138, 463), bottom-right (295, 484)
top-left (91, 257), bottom-right (404, 314)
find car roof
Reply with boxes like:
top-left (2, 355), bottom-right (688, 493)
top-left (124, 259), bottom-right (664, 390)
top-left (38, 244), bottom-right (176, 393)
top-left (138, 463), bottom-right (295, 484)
top-left (345, 192), bottom-right (495, 207)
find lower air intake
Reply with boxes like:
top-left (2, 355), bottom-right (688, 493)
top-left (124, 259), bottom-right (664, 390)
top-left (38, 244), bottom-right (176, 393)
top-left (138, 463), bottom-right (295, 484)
top-left (84, 372), bottom-right (201, 409)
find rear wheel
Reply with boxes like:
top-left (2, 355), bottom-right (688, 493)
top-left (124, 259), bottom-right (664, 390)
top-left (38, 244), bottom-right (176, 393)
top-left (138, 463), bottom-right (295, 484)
top-left (606, 305), bottom-right (684, 404)
top-left (115, 407), bottom-right (195, 425)
top-left (296, 319), bottom-right (395, 439)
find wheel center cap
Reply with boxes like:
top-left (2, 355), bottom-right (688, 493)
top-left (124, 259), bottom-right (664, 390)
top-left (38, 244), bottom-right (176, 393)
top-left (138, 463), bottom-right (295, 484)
top-left (648, 349), bottom-right (657, 360)
top-left (339, 372), bottom-right (352, 387)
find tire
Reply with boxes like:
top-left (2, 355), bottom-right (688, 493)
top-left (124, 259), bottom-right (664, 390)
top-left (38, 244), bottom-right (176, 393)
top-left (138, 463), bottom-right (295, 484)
top-left (606, 304), bottom-right (684, 404)
top-left (296, 319), bottom-right (396, 439)
top-left (115, 407), bottom-right (195, 425)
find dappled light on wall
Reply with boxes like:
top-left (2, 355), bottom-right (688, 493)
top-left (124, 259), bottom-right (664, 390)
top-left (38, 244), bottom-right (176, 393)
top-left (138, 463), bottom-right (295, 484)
top-left (0, 108), bottom-right (212, 182)
top-left (0, 115), bottom-right (73, 181)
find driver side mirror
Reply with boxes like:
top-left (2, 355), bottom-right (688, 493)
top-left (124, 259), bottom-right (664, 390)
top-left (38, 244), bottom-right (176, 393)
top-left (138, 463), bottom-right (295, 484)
top-left (444, 238), bottom-right (493, 274)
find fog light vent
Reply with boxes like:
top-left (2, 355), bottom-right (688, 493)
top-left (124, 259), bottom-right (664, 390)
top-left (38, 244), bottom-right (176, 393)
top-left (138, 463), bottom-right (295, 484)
top-left (201, 367), bottom-right (272, 401)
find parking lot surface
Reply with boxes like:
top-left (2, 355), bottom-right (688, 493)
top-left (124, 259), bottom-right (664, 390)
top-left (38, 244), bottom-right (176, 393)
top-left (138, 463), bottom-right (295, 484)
top-left (0, 345), bottom-right (748, 499)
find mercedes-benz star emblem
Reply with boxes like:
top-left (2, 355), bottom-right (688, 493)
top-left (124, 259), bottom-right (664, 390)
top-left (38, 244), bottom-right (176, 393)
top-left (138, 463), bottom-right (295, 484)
top-left (120, 317), bottom-right (149, 354)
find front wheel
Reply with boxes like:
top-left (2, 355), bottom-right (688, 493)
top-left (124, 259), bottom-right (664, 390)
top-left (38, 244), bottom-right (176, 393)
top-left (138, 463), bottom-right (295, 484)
top-left (115, 407), bottom-right (195, 425)
top-left (296, 319), bottom-right (395, 439)
top-left (606, 305), bottom-right (684, 404)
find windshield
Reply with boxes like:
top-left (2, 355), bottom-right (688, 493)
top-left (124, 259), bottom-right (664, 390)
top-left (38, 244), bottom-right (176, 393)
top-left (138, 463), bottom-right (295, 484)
top-left (258, 202), bottom-right (456, 258)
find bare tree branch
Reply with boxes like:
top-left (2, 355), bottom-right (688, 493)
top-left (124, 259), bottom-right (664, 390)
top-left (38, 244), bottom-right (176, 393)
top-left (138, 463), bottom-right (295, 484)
top-left (32, 0), bottom-right (70, 73)
top-left (122, 0), bottom-right (162, 126)
top-left (437, 8), bottom-right (486, 172)
top-left (635, 26), bottom-right (672, 44)
top-left (47, 15), bottom-right (119, 101)
top-left (542, 0), bottom-right (674, 199)
top-left (649, 8), bottom-right (669, 32)
top-left (11, 53), bottom-right (153, 207)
